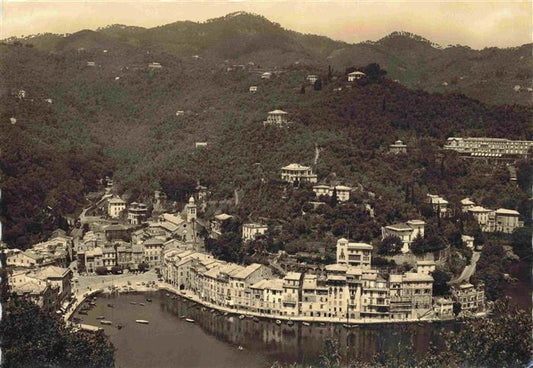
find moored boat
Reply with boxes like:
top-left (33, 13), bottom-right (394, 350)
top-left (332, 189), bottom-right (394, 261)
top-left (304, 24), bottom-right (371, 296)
top-left (117, 324), bottom-right (123, 330)
top-left (275, 320), bottom-right (282, 325)
top-left (107, 304), bottom-right (114, 308)
top-left (96, 316), bottom-right (105, 320)
top-left (79, 310), bottom-right (88, 315)
top-left (239, 315), bottom-right (245, 320)
top-left (130, 302), bottom-right (137, 305)
top-left (165, 293), bottom-right (170, 297)
top-left (185, 318), bottom-right (195, 323)
top-left (136, 320), bottom-right (149, 324)
top-left (302, 322), bottom-right (311, 326)
top-left (253, 317), bottom-right (260, 323)
top-left (139, 303), bottom-right (145, 306)
top-left (238, 346), bottom-right (244, 351)
top-left (287, 320), bottom-right (294, 326)
top-left (146, 298), bottom-right (152, 302)
top-left (180, 315), bottom-right (186, 319)
top-left (223, 312), bottom-right (229, 317)
top-left (100, 320), bottom-right (112, 325)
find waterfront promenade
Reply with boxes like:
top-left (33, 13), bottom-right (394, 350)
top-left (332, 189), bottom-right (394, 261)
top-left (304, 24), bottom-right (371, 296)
top-left (157, 283), bottom-right (448, 325)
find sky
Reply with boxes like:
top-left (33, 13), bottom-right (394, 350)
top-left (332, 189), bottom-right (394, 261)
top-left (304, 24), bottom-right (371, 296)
top-left (0, 1), bottom-right (531, 49)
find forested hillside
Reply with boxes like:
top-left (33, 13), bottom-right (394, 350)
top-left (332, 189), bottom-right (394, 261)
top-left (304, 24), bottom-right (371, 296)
top-left (6, 12), bottom-right (532, 106)
top-left (1, 13), bottom-right (531, 249)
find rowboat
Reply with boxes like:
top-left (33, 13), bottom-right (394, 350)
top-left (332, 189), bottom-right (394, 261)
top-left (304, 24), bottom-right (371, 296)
top-left (136, 320), bottom-right (149, 324)
top-left (302, 322), bottom-right (311, 326)
top-left (100, 320), bottom-right (112, 325)
top-left (130, 302), bottom-right (137, 305)
top-left (185, 318), bottom-right (195, 323)
top-left (275, 320), bottom-right (282, 325)
top-left (96, 316), bottom-right (105, 320)
top-left (239, 315), bottom-right (245, 320)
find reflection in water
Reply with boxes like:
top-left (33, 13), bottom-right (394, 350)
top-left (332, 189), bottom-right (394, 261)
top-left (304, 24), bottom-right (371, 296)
top-left (157, 291), bottom-right (447, 366)
top-left (74, 291), bottom-right (449, 367)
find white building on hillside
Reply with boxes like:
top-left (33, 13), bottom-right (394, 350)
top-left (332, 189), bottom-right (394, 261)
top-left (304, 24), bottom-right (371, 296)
top-left (264, 110), bottom-right (289, 127)
top-left (242, 223), bottom-right (268, 242)
top-left (281, 163), bottom-right (317, 184)
top-left (313, 185), bottom-right (352, 202)
top-left (336, 238), bottom-right (372, 268)
top-left (381, 220), bottom-right (425, 253)
top-left (347, 71), bottom-right (366, 81)
top-left (108, 197), bottom-right (126, 218)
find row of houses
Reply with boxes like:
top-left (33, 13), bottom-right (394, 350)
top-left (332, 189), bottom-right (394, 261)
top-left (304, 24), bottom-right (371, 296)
top-left (162, 238), bottom-right (485, 321)
top-left (444, 137), bottom-right (533, 158)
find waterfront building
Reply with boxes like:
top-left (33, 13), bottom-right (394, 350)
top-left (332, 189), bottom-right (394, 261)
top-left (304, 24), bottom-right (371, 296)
top-left (30, 265), bottom-right (72, 305)
top-left (427, 194), bottom-right (449, 217)
top-left (143, 238), bottom-right (164, 267)
top-left (360, 271), bottom-right (389, 320)
top-left (264, 110), bottom-right (289, 127)
top-left (443, 137), bottom-right (533, 158)
top-left (451, 282), bottom-right (485, 314)
top-left (381, 219), bottom-right (425, 253)
top-left (10, 278), bottom-right (59, 312)
top-left (281, 163), bottom-right (318, 184)
top-left (108, 197), bottom-right (126, 218)
top-left (389, 140), bottom-right (407, 154)
top-left (282, 272), bottom-right (302, 317)
top-left (242, 223), bottom-right (268, 242)
top-left (102, 246), bottom-right (117, 270)
top-left (336, 238), bottom-right (372, 268)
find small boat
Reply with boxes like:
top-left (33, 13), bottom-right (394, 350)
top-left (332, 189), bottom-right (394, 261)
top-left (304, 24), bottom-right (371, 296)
top-left (180, 315), bottom-right (187, 319)
top-left (185, 318), bottom-right (195, 323)
top-left (343, 324), bottom-right (355, 329)
top-left (96, 316), bottom-right (105, 320)
top-left (89, 302), bottom-right (96, 306)
top-left (210, 309), bottom-right (215, 313)
top-left (130, 302), bottom-right (137, 305)
top-left (239, 315), bottom-right (245, 320)
top-left (78, 310), bottom-right (88, 315)
top-left (107, 304), bottom-right (114, 308)
top-left (139, 303), bottom-right (145, 306)
top-left (303, 322), bottom-right (311, 326)
top-left (238, 346), bottom-right (244, 351)
top-left (165, 293), bottom-right (170, 297)
top-left (146, 298), bottom-right (152, 302)
top-left (275, 320), bottom-right (282, 325)
top-left (223, 312), bottom-right (229, 317)
top-left (202, 307), bottom-right (207, 312)
top-left (253, 317), bottom-right (260, 323)
top-left (136, 320), bottom-right (149, 324)
top-left (287, 320), bottom-right (294, 326)
top-left (100, 320), bottom-right (112, 325)
top-left (117, 324), bottom-right (123, 330)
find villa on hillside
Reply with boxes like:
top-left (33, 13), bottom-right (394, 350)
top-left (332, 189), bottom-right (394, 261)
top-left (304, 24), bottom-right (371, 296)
top-left (242, 223), bottom-right (268, 242)
top-left (264, 110), bottom-right (290, 127)
top-left (336, 238), bottom-right (372, 268)
top-left (389, 140), bottom-right (407, 154)
top-left (306, 75), bottom-right (318, 84)
top-left (381, 219), bottom-right (426, 253)
top-left (427, 194), bottom-right (449, 217)
top-left (281, 163), bottom-right (317, 184)
top-left (347, 71), bottom-right (366, 81)
top-left (313, 184), bottom-right (352, 202)
top-left (249, 86), bottom-right (258, 93)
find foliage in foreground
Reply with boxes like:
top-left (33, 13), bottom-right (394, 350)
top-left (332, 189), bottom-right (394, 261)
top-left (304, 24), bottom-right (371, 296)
top-left (0, 298), bottom-right (115, 368)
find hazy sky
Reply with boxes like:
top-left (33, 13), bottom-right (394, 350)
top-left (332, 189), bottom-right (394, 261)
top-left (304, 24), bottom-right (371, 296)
top-left (1, 1), bottom-right (531, 49)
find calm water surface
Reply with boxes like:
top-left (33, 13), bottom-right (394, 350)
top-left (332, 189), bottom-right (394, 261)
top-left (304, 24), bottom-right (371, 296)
top-left (75, 291), bottom-right (449, 368)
